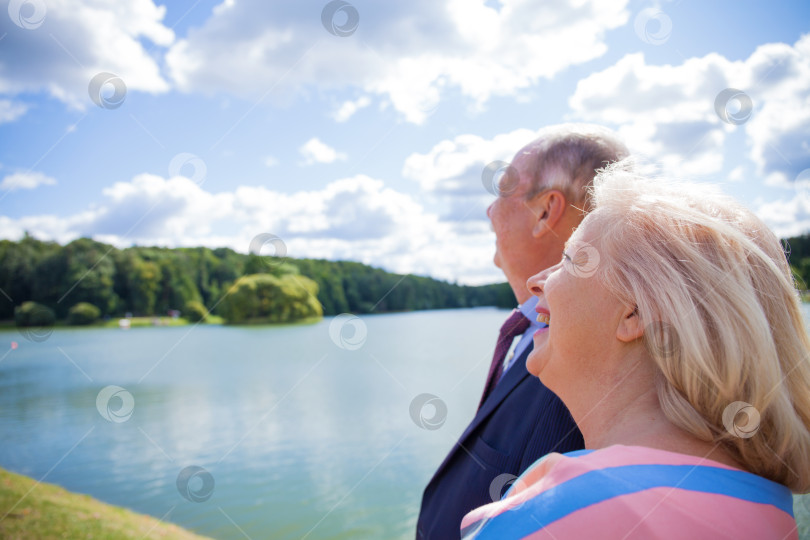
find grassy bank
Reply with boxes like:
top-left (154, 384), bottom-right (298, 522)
top-left (0, 316), bottom-right (226, 331)
top-left (0, 467), bottom-right (212, 540)
top-left (98, 316), bottom-right (225, 328)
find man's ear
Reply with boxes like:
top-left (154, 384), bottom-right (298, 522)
top-left (527, 190), bottom-right (567, 238)
top-left (617, 305), bottom-right (644, 343)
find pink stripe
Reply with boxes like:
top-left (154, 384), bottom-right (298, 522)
top-left (581, 445), bottom-right (744, 470)
top-left (461, 446), bottom-right (779, 534)
top-left (460, 453), bottom-right (566, 529)
top-left (528, 487), bottom-right (798, 540)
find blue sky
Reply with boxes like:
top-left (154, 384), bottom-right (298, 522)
top-left (1, 0), bottom-right (809, 284)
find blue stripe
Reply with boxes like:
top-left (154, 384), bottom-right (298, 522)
top-left (501, 450), bottom-right (595, 499)
top-left (478, 463), bottom-right (794, 538)
top-left (561, 449), bottom-right (595, 458)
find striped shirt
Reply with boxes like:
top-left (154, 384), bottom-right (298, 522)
top-left (460, 445), bottom-right (797, 539)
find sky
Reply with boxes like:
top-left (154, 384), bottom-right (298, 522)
top-left (1, 0), bottom-right (809, 285)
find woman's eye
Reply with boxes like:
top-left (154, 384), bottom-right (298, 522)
top-left (562, 251), bottom-right (572, 263)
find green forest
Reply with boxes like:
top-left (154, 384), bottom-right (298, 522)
top-left (1, 234), bottom-right (515, 326)
top-left (6, 231), bottom-right (809, 328)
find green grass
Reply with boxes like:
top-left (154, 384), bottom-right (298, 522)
top-left (0, 467), bottom-right (212, 540)
top-left (98, 316), bottom-right (228, 328)
top-left (2, 313), bottom-right (325, 331)
top-left (0, 316), bottom-right (226, 331)
top-left (100, 316), bottom-right (191, 328)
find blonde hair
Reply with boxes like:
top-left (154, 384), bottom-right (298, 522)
top-left (584, 163), bottom-right (810, 492)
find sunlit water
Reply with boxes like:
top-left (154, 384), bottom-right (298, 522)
top-left (0, 308), bottom-right (509, 539)
top-left (0, 307), bottom-right (808, 539)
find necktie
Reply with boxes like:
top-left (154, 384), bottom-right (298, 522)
top-left (478, 309), bottom-right (530, 409)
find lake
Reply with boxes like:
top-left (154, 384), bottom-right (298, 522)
top-left (1, 307), bottom-right (809, 539)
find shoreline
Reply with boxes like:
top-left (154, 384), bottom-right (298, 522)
top-left (0, 305), bottom-right (512, 333)
top-left (0, 314), bottom-right (330, 332)
top-left (0, 466), bottom-right (212, 539)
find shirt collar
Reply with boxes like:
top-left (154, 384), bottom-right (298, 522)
top-left (518, 295), bottom-right (540, 328)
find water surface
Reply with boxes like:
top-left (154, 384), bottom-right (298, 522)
top-left (0, 308), bottom-right (507, 539)
top-left (1, 306), bottom-right (808, 539)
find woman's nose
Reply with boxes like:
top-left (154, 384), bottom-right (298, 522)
top-left (526, 261), bottom-right (560, 296)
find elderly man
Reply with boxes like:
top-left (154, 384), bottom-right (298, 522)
top-left (416, 124), bottom-right (629, 539)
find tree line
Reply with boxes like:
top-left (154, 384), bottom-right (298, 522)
top-left (785, 233), bottom-right (810, 292)
top-left (0, 234), bottom-right (515, 324)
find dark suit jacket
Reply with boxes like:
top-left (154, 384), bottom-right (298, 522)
top-left (416, 343), bottom-right (584, 539)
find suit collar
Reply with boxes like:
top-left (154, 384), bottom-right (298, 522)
top-left (427, 343), bottom-right (534, 483)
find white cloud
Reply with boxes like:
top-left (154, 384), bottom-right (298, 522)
top-left (0, 210), bottom-right (98, 246)
top-left (756, 193), bottom-right (810, 240)
top-left (299, 137), bottom-right (347, 165)
top-left (0, 0), bottom-right (173, 108)
top-left (333, 96), bottom-right (371, 122)
top-left (569, 52), bottom-right (732, 177)
top-left (568, 34), bottom-right (810, 182)
top-left (0, 171), bottom-right (501, 284)
top-left (0, 99), bottom-right (28, 123)
top-left (89, 173), bottom-right (230, 241)
top-left (264, 156), bottom-right (279, 167)
top-left (569, 32), bottom-right (810, 241)
top-left (165, 0), bottom-right (629, 124)
top-left (727, 165), bottom-right (745, 182)
top-left (0, 171), bottom-right (57, 191)
top-left (745, 35), bottom-right (810, 186)
top-left (403, 128), bottom-right (537, 194)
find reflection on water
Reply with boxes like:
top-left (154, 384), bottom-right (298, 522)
top-left (0, 309), bottom-right (508, 539)
top-left (1, 305), bottom-right (809, 539)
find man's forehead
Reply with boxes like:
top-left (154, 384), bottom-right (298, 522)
top-left (515, 144), bottom-right (543, 161)
top-left (507, 150), bottom-right (539, 180)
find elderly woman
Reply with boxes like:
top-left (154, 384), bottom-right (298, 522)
top-left (461, 165), bottom-right (810, 539)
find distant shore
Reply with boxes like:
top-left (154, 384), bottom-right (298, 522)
top-left (2, 299), bottom-right (809, 335)
top-left (0, 313), bottom-right (334, 333)
top-left (0, 316), bottom-right (215, 331)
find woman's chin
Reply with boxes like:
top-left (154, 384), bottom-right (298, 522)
top-left (525, 348), bottom-right (544, 377)
top-left (527, 331), bottom-right (549, 376)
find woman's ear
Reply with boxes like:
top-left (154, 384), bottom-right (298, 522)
top-left (617, 305), bottom-right (644, 343)
top-left (527, 190), bottom-right (566, 237)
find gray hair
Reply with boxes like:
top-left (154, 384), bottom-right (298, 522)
top-left (517, 123), bottom-right (629, 208)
